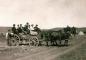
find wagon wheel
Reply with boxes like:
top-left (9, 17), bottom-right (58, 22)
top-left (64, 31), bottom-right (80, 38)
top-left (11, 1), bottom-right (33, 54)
top-left (10, 34), bottom-right (20, 46)
top-left (29, 36), bottom-right (39, 46)
top-left (32, 36), bottom-right (39, 46)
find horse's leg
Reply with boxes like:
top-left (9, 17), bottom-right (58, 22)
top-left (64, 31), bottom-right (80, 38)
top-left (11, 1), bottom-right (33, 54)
top-left (53, 41), bottom-right (56, 46)
top-left (50, 41), bottom-right (52, 46)
top-left (55, 40), bottom-right (58, 46)
top-left (64, 39), bottom-right (68, 46)
top-left (46, 41), bottom-right (48, 46)
top-left (52, 40), bottom-right (55, 45)
top-left (50, 41), bottom-right (53, 46)
top-left (59, 40), bottom-right (61, 46)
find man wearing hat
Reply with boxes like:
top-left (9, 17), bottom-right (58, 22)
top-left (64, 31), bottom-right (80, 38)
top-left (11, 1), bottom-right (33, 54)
top-left (34, 24), bottom-right (41, 34)
top-left (12, 24), bottom-right (17, 34)
top-left (23, 22), bottom-right (30, 34)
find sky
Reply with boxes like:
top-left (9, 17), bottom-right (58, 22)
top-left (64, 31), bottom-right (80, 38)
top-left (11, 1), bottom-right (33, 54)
top-left (0, 0), bottom-right (86, 29)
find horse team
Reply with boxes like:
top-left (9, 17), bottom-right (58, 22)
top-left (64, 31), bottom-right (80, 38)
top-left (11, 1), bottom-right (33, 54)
top-left (40, 26), bottom-right (77, 46)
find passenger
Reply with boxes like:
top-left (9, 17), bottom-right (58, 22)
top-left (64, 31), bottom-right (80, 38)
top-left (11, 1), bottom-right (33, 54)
top-left (12, 24), bottom-right (17, 34)
top-left (30, 24), bottom-right (38, 35)
top-left (23, 24), bottom-right (26, 30)
top-left (16, 24), bottom-right (19, 29)
top-left (17, 24), bottom-right (23, 33)
top-left (30, 24), bottom-right (34, 31)
top-left (34, 24), bottom-right (39, 31)
top-left (34, 24), bottom-right (41, 33)
top-left (23, 22), bottom-right (30, 34)
top-left (23, 25), bottom-right (30, 34)
top-left (26, 22), bottom-right (29, 29)
top-left (16, 24), bottom-right (20, 34)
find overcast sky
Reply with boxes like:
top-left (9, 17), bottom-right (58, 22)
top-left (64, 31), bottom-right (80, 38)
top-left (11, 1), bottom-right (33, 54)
top-left (0, 0), bottom-right (86, 29)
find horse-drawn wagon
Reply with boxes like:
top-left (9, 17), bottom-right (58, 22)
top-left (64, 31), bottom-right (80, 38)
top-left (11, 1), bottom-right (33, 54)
top-left (6, 30), bottom-right (41, 46)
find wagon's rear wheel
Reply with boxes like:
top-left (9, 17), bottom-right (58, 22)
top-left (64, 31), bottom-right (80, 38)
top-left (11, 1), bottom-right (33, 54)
top-left (29, 36), bottom-right (39, 46)
top-left (10, 34), bottom-right (20, 46)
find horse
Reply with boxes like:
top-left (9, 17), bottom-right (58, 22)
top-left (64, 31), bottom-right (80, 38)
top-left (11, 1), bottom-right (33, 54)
top-left (40, 30), bottom-right (71, 46)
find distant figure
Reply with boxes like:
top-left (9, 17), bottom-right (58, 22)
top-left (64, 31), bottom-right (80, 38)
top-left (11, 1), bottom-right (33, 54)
top-left (66, 25), bottom-right (71, 32)
top-left (12, 24), bottom-right (17, 34)
top-left (71, 26), bottom-right (77, 36)
top-left (64, 25), bottom-right (71, 33)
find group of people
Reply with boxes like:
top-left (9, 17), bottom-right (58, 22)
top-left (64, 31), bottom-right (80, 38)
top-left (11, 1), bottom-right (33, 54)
top-left (10, 22), bottom-right (41, 35)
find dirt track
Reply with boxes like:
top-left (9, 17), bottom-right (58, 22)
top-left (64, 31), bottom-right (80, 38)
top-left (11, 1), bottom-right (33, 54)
top-left (0, 35), bottom-right (86, 60)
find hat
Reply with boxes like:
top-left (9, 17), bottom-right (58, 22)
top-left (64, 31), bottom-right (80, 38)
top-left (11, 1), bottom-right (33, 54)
top-left (36, 24), bottom-right (38, 26)
top-left (26, 22), bottom-right (29, 24)
top-left (13, 24), bottom-right (15, 26)
top-left (31, 24), bottom-right (34, 26)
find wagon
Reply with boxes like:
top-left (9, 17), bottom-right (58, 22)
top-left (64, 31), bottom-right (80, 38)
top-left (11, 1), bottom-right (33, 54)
top-left (7, 32), bottom-right (40, 46)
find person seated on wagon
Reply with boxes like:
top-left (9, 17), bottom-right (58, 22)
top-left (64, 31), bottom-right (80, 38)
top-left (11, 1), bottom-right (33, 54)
top-left (34, 24), bottom-right (38, 31)
top-left (16, 24), bottom-right (20, 34)
top-left (34, 24), bottom-right (41, 33)
top-left (23, 22), bottom-right (30, 34)
top-left (16, 24), bottom-right (19, 29)
top-left (30, 24), bottom-right (34, 31)
top-left (26, 22), bottom-right (29, 29)
top-left (17, 24), bottom-right (24, 34)
top-left (29, 24), bottom-right (37, 35)
top-left (12, 24), bottom-right (17, 34)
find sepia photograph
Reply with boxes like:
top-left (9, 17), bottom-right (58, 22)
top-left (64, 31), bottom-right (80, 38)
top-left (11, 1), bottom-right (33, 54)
top-left (0, 0), bottom-right (86, 60)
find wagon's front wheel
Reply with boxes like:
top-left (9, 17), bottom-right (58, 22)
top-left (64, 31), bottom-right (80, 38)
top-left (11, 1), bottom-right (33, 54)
top-left (29, 36), bottom-right (39, 46)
